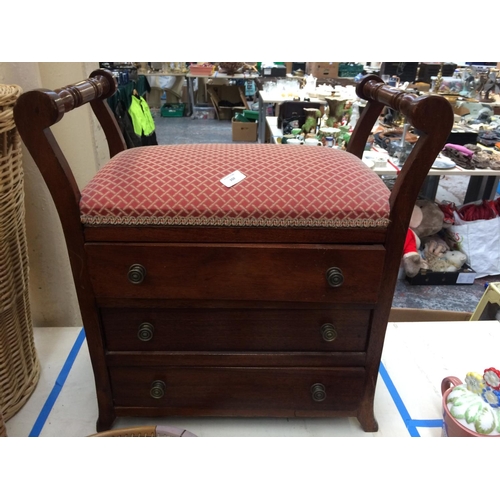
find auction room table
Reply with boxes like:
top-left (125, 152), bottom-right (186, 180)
top-left (258, 92), bottom-right (327, 144)
top-left (5, 320), bottom-right (500, 437)
top-left (266, 116), bottom-right (500, 202)
top-left (142, 70), bottom-right (264, 117)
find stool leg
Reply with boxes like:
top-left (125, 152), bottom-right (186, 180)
top-left (357, 399), bottom-right (379, 432)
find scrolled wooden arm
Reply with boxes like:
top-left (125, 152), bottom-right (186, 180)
top-left (356, 75), bottom-right (453, 135)
top-left (13, 68), bottom-right (126, 258)
top-left (15, 69), bottom-right (117, 129)
top-left (54, 69), bottom-right (117, 118)
top-left (348, 75), bottom-right (454, 160)
top-left (348, 74), bottom-right (454, 231)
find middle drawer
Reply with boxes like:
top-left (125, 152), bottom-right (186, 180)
top-left (101, 307), bottom-right (371, 352)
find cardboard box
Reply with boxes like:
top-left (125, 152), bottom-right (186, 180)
top-left (207, 84), bottom-right (244, 105)
top-left (232, 118), bottom-right (257, 142)
top-left (260, 65), bottom-right (287, 77)
top-left (389, 308), bottom-right (472, 322)
top-left (306, 62), bottom-right (339, 79)
top-left (218, 106), bottom-right (232, 120)
top-left (207, 84), bottom-right (247, 120)
top-left (405, 263), bottom-right (477, 286)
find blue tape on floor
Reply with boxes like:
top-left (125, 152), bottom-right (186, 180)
top-left (29, 328), bottom-right (86, 437)
top-left (412, 419), bottom-right (443, 428)
top-left (379, 361), bottom-right (420, 437)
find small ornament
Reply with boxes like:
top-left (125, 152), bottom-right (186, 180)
top-left (465, 372), bottom-right (485, 394)
top-left (484, 367), bottom-right (500, 390)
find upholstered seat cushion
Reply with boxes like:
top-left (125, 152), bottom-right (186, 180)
top-left (80, 144), bottom-right (391, 228)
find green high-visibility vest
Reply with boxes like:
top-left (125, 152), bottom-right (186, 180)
top-left (128, 95), bottom-right (155, 136)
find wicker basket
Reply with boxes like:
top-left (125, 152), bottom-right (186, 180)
top-left (0, 409), bottom-right (7, 437)
top-left (90, 425), bottom-right (197, 437)
top-left (0, 84), bottom-right (40, 422)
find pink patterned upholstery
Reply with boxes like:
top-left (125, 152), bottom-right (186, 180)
top-left (80, 144), bottom-right (391, 228)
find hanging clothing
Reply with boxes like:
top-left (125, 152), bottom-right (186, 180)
top-left (128, 94), bottom-right (158, 146)
top-left (114, 99), bottom-right (142, 149)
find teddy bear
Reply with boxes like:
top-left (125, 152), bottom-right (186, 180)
top-left (402, 199), bottom-right (451, 277)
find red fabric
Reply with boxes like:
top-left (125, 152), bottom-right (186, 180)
top-left (404, 229), bottom-right (418, 256)
top-left (457, 200), bottom-right (498, 221)
top-left (437, 202), bottom-right (457, 225)
top-left (80, 144), bottom-right (391, 228)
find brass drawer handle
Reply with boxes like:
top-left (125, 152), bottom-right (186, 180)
top-left (326, 267), bottom-right (344, 287)
top-left (311, 383), bottom-right (326, 402)
top-left (138, 322), bottom-right (154, 342)
top-left (150, 380), bottom-right (166, 399)
top-left (128, 264), bottom-right (146, 284)
top-left (321, 323), bottom-right (338, 342)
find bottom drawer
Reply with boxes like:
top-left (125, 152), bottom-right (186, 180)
top-left (109, 366), bottom-right (365, 413)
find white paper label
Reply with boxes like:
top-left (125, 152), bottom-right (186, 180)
top-left (456, 272), bottom-right (476, 284)
top-left (220, 170), bottom-right (246, 188)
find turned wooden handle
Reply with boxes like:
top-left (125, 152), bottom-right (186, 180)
top-left (15, 69), bottom-right (118, 128)
top-left (355, 75), bottom-right (453, 134)
top-left (55, 69), bottom-right (117, 113)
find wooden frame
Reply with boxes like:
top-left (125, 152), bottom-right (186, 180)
top-left (14, 72), bottom-right (453, 432)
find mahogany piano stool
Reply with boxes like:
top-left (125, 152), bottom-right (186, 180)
top-left (14, 71), bottom-right (453, 432)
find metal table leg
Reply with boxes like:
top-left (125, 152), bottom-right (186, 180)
top-left (258, 92), bottom-right (265, 143)
top-left (419, 175), bottom-right (440, 201)
top-left (186, 77), bottom-right (195, 117)
top-left (464, 175), bottom-right (500, 204)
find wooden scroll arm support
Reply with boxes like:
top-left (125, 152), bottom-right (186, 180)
top-left (13, 68), bottom-right (128, 304)
top-left (13, 69), bottom-right (125, 228)
top-left (347, 74), bottom-right (454, 232)
top-left (347, 76), bottom-right (454, 425)
top-left (13, 69), bottom-right (125, 427)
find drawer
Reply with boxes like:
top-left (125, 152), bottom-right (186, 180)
top-left (86, 243), bottom-right (385, 303)
top-left (101, 307), bottom-right (371, 352)
top-left (109, 366), bottom-right (365, 413)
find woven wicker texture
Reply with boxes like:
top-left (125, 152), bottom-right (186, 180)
top-left (0, 84), bottom-right (40, 422)
top-left (0, 409), bottom-right (6, 436)
top-left (90, 425), bottom-right (197, 437)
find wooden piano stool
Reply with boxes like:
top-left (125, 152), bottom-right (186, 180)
top-left (14, 71), bottom-right (453, 432)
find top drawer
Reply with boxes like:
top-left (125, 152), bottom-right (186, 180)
top-left (85, 243), bottom-right (385, 303)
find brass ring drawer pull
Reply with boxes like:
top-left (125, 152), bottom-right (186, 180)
top-left (326, 267), bottom-right (344, 287)
top-left (138, 322), bottom-right (154, 342)
top-left (150, 380), bottom-right (166, 399)
top-left (321, 323), bottom-right (338, 342)
top-left (128, 264), bottom-right (146, 284)
top-left (311, 383), bottom-right (327, 402)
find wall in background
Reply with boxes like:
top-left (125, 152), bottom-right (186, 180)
top-left (0, 62), bottom-right (108, 327)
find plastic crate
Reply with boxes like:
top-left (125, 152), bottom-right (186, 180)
top-left (338, 64), bottom-right (364, 77)
top-left (161, 103), bottom-right (185, 117)
top-left (243, 109), bottom-right (259, 121)
top-left (192, 106), bottom-right (215, 120)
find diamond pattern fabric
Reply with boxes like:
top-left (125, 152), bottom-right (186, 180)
top-left (79, 144), bottom-right (391, 228)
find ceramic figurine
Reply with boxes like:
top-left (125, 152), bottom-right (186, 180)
top-left (302, 108), bottom-right (321, 134)
top-left (443, 367), bottom-right (500, 436)
top-left (325, 98), bottom-right (347, 128)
